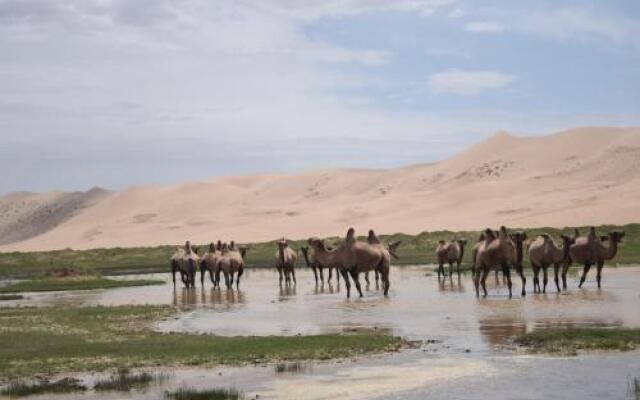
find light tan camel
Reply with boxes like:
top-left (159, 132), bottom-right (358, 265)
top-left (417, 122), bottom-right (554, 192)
top-left (216, 242), bottom-right (247, 289)
top-left (341, 228), bottom-right (391, 298)
top-left (200, 242), bottom-right (221, 288)
top-left (170, 241), bottom-right (199, 288)
top-left (474, 227), bottom-right (527, 298)
top-left (570, 228), bottom-right (625, 288)
top-left (436, 239), bottom-right (468, 279)
top-left (364, 230), bottom-right (402, 286)
top-left (275, 239), bottom-right (297, 285)
top-left (528, 233), bottom-right (574, 293)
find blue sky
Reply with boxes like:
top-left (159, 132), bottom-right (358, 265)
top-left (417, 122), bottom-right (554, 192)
top-left (0, 0), bottom-right (639, 194)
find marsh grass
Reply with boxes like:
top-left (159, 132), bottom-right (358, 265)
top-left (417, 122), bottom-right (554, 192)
top-left (515, 327), bottom-right (640, 354)
top-left (0, 305), bottom-right (403, 379)
top-left (1, 378), bottom-right (86, 397)
top-left (1, 223), bottom-right (638, 279)
top-left (166, 387), bottom-right (243, 400)
top-left (0, 294), bottom-right (23, 301)
top-left (94, 368), bottom-right (157, 391)
top-left (0, 277), bottom-right (164, 293)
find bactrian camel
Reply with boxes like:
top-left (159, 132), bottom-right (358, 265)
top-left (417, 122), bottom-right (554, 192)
top-left (275, 239), bottom-right (297, 285)
top-left (528, 233), bottom-right (574, 293)
top-left (436, 239), bottom-right (467, 279)
top-left (216, 242), bottom-right (247, 289)
top-left (474, 227), bottom-right (527, 298)
top-left (569, 228), bottom-right (625, 289)
top-left (170, 241), bottom-right (199, 289)
top-left (200, 242), bottom-right (221, 287)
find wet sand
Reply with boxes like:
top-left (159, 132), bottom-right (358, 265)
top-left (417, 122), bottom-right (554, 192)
top-left (2, 266), bottom-right (640, 399)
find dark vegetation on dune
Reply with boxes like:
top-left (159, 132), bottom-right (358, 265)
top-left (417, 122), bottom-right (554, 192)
top-left (0, 224), bottom-right (638, 279)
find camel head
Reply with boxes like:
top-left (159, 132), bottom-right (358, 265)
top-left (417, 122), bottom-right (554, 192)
top-left (216, 240), bottom-right (222, 251)
top-left (229, 240), bottom-right (236, 250)
top-left (221, 242), bottom-right (228, 253)
top-left (477, 232), bottom-right (486, 241)
top-left (308, 237), bottom-right (325, 251)
top-left (560, 234), bottom-right (575, 259)
top-left (208, 242), bottom-right (215, 252)
top-left (276, 239), bottom-right (289, 251)
top-left (600, 235), bottom-right (609, 242)
top-left (608, 231), bottom-right (625, 243)
top-left (509, 231), bottom-right (527, 244)
top-left (499, 226), bottom-right (509, 239)
top-left (456, 239), bottom-right (468, 248)
top-left (239, 246), bottom-right (249, 259)
top-left (484, 228), bottom-right (496, 241)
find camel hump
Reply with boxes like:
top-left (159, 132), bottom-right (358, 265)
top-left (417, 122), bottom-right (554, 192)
top-left (367, 229), bottom-right (381, 244)
top-left (346, 227), bottom-right (356, 243)
top-left (539, 233), bottom-right (552, 240)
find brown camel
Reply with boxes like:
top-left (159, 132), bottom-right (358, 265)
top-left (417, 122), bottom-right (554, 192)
top-left (528, 233), bottom-right (574, 293)
top-left (341, 228), bottom-right (391, 298)
top-left (275, 239), bottom-right (297, 285)
top-left (300, 245), bottom-right (339, 284)
top-left (364, 230), bottom-right (402, 286)
top-left (200, 242), bottom-right (222, 287)
top-left (474, 227), bottom-right (527, 298)
top-left (216, 242), bottom-right (247, 289)
top-left (170, 241), bottom-right (199, 288)
top-left (569, 228), bottom-right (625, 288)
top-left (436, 239), bottom-right (468, 279)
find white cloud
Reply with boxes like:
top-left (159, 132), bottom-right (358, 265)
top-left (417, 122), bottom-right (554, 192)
top-left (513, 8), bottom-right (640, 46)
top-left (428, 70), bottom-right (517, 95)
top-left (465, 21), bottom-right (505, 33)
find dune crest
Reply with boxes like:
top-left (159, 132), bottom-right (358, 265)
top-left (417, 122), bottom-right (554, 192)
top-left (1, 127), bottom-right (639, 251)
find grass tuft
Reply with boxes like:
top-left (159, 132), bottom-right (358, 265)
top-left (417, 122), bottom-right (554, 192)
top-left (166, 387), bottom-right (243, 400)
top-left (94, 368), bottom-right (156, 391)
top-left (515, 327), bottom-right (640, 354)
top-left (1, 378), bottom-right (86, 397)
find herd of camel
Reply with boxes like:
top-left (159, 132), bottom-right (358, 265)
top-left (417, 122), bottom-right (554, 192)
top-left (170, 226), bottom-right (624, 299)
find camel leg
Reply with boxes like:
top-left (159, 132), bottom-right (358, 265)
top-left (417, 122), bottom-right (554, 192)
top-left (209, 269), bottom-right (215, 285)
top-left (223, 271), bottom-right (230, 289)
top-left (327, 267), bottom-right (333, 283)
top-left (350, 270), bottom-right (363, 297)
top-left (532, 263), bottom-right (540, 293)
top-left (237, 268), bottom-right (243, 289)
top-left (341, 269), bottom-right (351, 298)
top-left (319, 267), bottom-right (324, 284)
top-left (480, 268), bottom-right (490, 297)
top-left (542, 266), bottom-right (549, 293)
top-left (312, 266), bottom-right (318, 284)
top-left (278, 267), bottom-right (283, 284)
top-left (503, 265), bottom-right (513, 298)
top-left (172, 264), bottom-right (177, 287)
top-left (494, 270), bottom-right (500, 285)
top-left (200, 267), bottom-right (206, 287)
top-left (578, 263), bottom-right (591, 288)
top-left (291, 268), bottom-right (297, 285)
top-left (375, 270), bottom-right (379, 286)
top-left (214, 270), bottom-right (221, 289)
top-left (449, 262), bottom-right (454, 279)
top-left (517, 266), bottom-right (526, 297)
top-left (437, 262), bottom-right (444, 279)
top-left (561, 263), bottom-right (570, 290)
top-left (456, 261), bottom-right (462, 278)
top-left (596, 261), bottom-right (604, 289)
top-left (553, 264), bottom-right (561, 293)
top-left (364, 272), bottom-right (370, 286)
top-left (381, 269), bottom-right (390, 296)
top-left (229, 272), bottom-right (235, 289)
top-left (474, 268), bottom-right (481, 297)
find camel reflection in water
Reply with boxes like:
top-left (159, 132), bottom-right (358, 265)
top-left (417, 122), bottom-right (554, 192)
top-left (172, 287), bottom-right (247, 308)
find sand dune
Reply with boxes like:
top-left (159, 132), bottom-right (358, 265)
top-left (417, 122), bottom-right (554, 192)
top-left (1, 127), bottom-right (639, 251)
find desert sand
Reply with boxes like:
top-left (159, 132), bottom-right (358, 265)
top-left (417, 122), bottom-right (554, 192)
top-left (1, 126), bottom-right (638, 251)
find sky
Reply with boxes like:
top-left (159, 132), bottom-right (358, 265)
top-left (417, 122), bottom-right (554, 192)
top-left (1, 0), bottom-right (639, 194)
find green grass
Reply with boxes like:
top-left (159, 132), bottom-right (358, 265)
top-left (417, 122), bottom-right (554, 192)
top-left (94, 368), bottom-right (155, 391)
top-left (0, 277), bottom-right (164, 293)
top-left (0, 378), bottom-right (86, 397)
top-left (1, 223), bottom-right (637, 279)
top-left (0, 305), bottom-right (404, 379)
top-left (515, 327), bottom-right (640, 355)
top-left (166, 387), bottom-right (243, 400)
top-left (0, 294), bottom-right (23, 301)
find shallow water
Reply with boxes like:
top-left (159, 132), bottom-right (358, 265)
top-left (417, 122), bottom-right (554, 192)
top-left (2, 266), bottom-right (640, 399)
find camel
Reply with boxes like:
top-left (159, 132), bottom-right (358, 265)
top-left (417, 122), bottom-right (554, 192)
top-left (474, 226), bottom-right (527, 298)
top-left (528, 233), bottom-right (574, 293)
top-left (470, 232), bottom-right (485, 275)
top-left (341, 228), bottom-right (391, 298)
top-left (300, 245), bottom-right (339, 284)
top-left (569, 228), bottom-right (625, 289)
top-left (170, 241), bottom-right (199, 289)
top-left (216, 242), bottom-right (247, 289)
top-left (200, 242), bottom-right (221, 288)
top-left (364, 230), bottom-right (401, 286)
top-left (435, 239), bottom-right (467, 279)
top-left (275, 239), bottom-right (297, 285)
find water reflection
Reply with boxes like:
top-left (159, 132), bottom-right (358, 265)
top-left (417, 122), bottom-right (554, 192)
top-left (171, 287), bottom-right (247, 308)
top-left (438, 275), bottom-right (465, 293)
